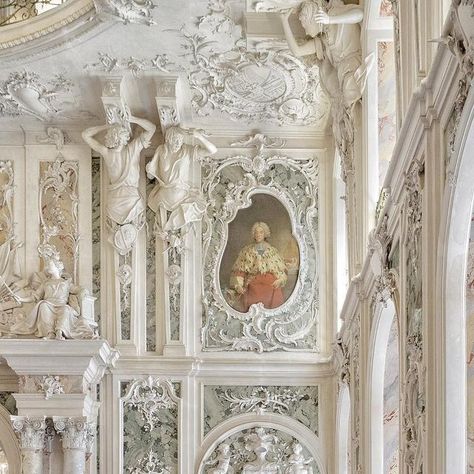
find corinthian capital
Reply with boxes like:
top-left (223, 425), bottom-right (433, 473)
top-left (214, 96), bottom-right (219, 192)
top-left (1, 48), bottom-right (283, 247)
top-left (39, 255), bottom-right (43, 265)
top-left (53, 417), bottom-right (92, 451)
top-left (11, 416), bottom-right (46, 451)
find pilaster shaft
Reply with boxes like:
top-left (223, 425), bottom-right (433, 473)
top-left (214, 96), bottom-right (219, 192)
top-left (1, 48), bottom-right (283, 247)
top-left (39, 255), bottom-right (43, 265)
top-left (53, 417), bottom-right (93, 474)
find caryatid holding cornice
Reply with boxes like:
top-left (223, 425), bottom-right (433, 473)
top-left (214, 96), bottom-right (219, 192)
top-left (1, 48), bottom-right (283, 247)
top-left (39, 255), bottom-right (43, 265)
top-left (146, 125), bottom-right (216, 238)
top-left (82, 109), bottom-right (156, 254)
top-left (280, 0), bottom-right (373, 109)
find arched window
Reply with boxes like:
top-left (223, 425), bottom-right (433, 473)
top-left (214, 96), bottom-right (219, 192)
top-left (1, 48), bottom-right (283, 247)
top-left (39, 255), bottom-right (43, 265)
top-left (369, 298), bottom-right (400, 473)
top-left (336, 383), bottom-right (351, 474)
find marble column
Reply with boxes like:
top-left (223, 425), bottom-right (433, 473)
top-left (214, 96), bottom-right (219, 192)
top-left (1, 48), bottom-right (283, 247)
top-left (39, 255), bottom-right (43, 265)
top-left (53, 417), bottom-right (92, 474)
top-left (10, 416), bottom-right (46, 474)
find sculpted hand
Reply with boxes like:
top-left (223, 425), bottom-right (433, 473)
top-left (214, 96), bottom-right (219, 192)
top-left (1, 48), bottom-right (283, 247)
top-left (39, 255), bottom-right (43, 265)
top-left (314, 9), bottom-right (330, 24)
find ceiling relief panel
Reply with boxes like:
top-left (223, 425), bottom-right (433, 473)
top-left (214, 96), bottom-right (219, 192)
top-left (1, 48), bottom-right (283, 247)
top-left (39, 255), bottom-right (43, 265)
top-left (0, 70), bottom-right (94, 121)
top-left (181, 3), bottom-right (329, 126)
top-left (0, 0), bottom-right (330, 131)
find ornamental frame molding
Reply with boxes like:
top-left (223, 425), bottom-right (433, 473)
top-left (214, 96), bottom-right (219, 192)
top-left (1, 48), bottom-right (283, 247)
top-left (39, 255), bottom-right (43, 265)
top-left (119, 376), bottom-right (182, 473)
top-left (200, 150), bottom-right (320, 353)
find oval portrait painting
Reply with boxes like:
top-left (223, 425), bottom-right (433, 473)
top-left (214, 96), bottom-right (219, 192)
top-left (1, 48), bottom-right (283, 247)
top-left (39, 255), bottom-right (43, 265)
top-left (219, 194), bottom-right (300, 313)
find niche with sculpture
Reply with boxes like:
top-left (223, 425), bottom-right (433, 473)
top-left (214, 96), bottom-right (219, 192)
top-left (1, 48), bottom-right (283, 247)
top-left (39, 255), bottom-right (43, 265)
top-left (201, 149), bottom-right (319, 353)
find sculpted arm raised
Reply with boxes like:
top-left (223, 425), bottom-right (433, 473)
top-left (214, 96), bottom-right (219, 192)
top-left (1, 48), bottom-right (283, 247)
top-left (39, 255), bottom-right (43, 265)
top-left (81, 124), bottom-right (110, 157)
top-left (314, 5), bottom-right (363, 25)
top-left (191, 129), bottom-right (217, 155)
top-left (129, 114), bottom-right (156, 146)
top-left (280, 10), bottom-right (319, 58)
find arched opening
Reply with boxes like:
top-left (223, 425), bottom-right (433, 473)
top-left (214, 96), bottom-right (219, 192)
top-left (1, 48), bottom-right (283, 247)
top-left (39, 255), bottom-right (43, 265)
top-left (368, 298), bottom-right (400, 473)
top-left (440, 85), bottom-right (474, 473)
top-left (336, 383), bottom-right (351, 474)
top-left (334, 154), bottom-right (349, 326)
top-left (364, 0), bottom-right (397, 225)
top-left (0, 407), bottom-right (20, 474)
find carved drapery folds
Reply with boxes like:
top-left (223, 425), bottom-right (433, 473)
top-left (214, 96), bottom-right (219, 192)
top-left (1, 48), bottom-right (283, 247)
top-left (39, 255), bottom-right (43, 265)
top-left (403, 160), bottom-right (424, 474)
top-left (121, 377), bottom-right (180, 473)
top-left (201, 140), bottom-right (319, 353)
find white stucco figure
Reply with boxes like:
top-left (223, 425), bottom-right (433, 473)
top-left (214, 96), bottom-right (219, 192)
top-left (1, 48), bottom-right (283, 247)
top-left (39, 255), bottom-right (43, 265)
top-left (207, 443), bottom-right (232, 474)
top-left (286, 442), bottom-right (313, 474)
top-left (2, 255), bottom-right (96, 340)
top-left (0, 237), bottom-right (22, 286)
top-left (82, 111), bottom-right (156, 253)
top-left (280, 0), bottom-right (373, 108)
top-left (146, 126), bottom-right (216, 234)
top-left (242, 428), bottom-right (278, 473)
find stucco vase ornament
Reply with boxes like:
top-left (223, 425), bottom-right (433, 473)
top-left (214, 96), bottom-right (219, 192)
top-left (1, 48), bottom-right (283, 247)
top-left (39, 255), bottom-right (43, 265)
top-left (82, 107), bottom-right (156, 255)
top-left (146, 125), bottom-right (217, 241)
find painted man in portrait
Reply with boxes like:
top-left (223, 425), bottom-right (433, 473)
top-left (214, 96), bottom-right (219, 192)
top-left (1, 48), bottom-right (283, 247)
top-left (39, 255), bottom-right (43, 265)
top-left (229, 222), bottom-right (287, 312)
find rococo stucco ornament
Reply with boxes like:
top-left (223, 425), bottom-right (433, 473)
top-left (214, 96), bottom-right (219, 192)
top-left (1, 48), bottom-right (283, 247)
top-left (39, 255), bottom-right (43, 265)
top-left (201, 427), bottom-right (318, 474)
top-left (121, 377), bottom-right (180, 473)
top-left (0, 71), bottom-right (93, 122)
top-left (37, 375), bottom-right (65, 400)
top-left (82, 106), bottom-right (156, 256)
top-left (181, 8), bottom-right (330, 127)
top-left (201, 143), bottom-right (319, 353)
top-left (93, 0), bottom-right (157, 25)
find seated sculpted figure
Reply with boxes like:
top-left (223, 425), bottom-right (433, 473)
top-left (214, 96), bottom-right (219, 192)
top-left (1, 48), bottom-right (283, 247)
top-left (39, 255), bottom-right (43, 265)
top-left (229, 222), bottom-right (287, 312)
top-left (146, 125), bottom-right (216, 235)
top-left (82, 110), bottom-right (156, 253)
top-left (6, 255), bottom-right (96, 340)
top-left (280, 0), bottom-right (372, 108)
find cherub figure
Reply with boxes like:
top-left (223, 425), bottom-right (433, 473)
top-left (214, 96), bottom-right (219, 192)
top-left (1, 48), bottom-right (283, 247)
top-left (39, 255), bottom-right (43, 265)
top-left (146, 125), bottom-right (216, 236)
top-left (286, 442), bottom-right (313, 474)
top-left (280, 0), bottom-right (373, 108)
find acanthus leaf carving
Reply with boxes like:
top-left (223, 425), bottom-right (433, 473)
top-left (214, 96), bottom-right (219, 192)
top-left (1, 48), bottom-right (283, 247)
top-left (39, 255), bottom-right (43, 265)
top-left (122, 376), bottom-right (180, 432)
top-left (53, 417), bottom-right (91, 451)
top-left (11, 416), bottom-right (46, 450)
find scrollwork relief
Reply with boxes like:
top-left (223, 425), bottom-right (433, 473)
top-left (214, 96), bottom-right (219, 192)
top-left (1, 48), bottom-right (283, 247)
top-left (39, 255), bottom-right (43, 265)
top-left (204, 385), bottom-right (319, 435)
top-left (121, 377), bottom-right (180, 473)
top-left (39, 157), bottom-right (79, 281)
top-left (183, 25), bottom-right (329, 125)
top-left (0, 71), bottom-right (94, 121)
top-left (201, 145), bottom-right (319, 353)
top-left (93, 0), bottom-right (157, 25)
